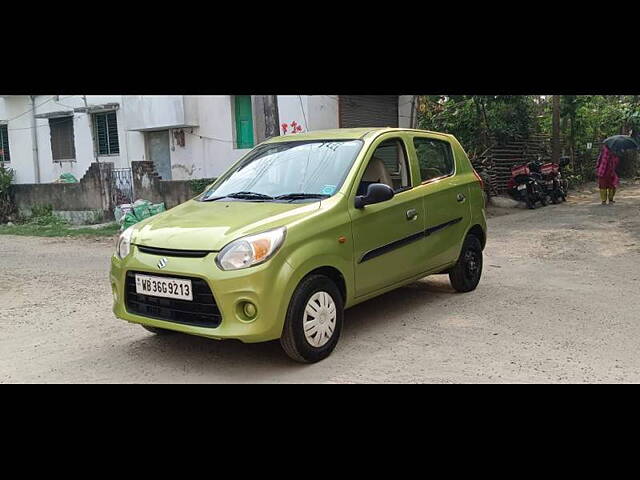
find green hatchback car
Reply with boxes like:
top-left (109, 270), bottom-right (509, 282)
top-left (110, 128), bottom-right (487, 363)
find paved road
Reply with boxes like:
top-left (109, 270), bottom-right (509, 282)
top-left (2, 182), bottom-right (640, 383)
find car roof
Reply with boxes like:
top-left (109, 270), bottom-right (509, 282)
top-left (263, 127), bottom-right (452, 143)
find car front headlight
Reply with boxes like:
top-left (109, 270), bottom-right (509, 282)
top-left (116, 226), bottom-right (134, 260)
top-left (216, 227), bottom-right (286, 271)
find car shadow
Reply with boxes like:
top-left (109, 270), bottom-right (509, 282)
top-left (342, 276), bottom-right (455, 338)
top-left (119, 275), bottom-right (456, 381)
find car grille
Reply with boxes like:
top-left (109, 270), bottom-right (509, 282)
top-left (135, 245), bottom-right (213, 258)
top-left (125, 271), bottom-right (222, 328)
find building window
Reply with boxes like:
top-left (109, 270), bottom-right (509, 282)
top-left (93, 111), bottom-right (120, 155)
top-left (0, 124), bottom-right (9, 163)
top-left (234, 95), bottom-right (254, 149)
top-left (49, 116), bottom-right (76, 161)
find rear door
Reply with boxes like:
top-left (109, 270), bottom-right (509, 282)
top-left (411, 134), bottom-right (471, 272)
top-left (349, 134), bottom-right (426, 298)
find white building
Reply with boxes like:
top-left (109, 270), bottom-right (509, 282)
top-left (0, 95), bottom-right (415, 184)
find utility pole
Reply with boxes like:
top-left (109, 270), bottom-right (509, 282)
top-left (262, 95), bottom-right (280, 139)
top-left (30, 96), bottom-right (41, 184)
top-left (552, 95), bottom-right (561, 164)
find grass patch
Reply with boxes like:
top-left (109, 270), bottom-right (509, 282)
top-left (0, 222), bottom-right (120, 237)
top-left (0, 205), bottom-right (119, 237)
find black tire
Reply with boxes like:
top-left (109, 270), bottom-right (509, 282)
top-left (280, 274), bottom-right (344, 363)
top-left (525, 194), bottom-right (536, 209)
top-left (142, 325), bottom-right (175, 335)
top-left (551, 192), bottom-right (560, 204)
top-left (539, 194), bottom-right (548, 206)
top-left (449, 234), bottom-right (483, 293)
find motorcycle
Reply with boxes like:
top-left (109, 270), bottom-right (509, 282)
top-left (532, 156), bottom-right (569, 204)
top-left (508, 161), bottom-right (547, 209)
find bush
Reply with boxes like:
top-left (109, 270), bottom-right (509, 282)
top-left (0, 163), bottom-right (15, 223)
top-left (565, 174), bottom-right (584, 190)
top-left (26, 204), bottom-right (67, 226)
top-left (190, 178), bottom-right (217, 195)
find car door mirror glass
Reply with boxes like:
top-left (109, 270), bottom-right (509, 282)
top-left (355, 183), bottom-right (395, 209)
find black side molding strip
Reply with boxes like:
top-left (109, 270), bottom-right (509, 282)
top-left (359, 217), bottom-right (463, 264)
top-left (425, 217), bottom-right (463, 236)
top-left (360, 231), bottom-right (425, 263)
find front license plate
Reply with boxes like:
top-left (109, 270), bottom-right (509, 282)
top-left (135, 274), bottom-right (193, 301)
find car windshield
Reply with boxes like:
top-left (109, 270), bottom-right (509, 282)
top-left (201, 140), bottom-right (363, 202)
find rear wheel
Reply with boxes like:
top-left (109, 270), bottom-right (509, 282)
top-left (280, 274), bottom-right (344, 363)
top-left (449, 234), bottom-right (483, 293)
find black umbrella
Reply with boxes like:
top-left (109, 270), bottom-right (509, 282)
top-left (603, 135), bottom-right (639, 155)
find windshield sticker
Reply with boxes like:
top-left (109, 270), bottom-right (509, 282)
top-left (320, 185), bottom-right (336, 195)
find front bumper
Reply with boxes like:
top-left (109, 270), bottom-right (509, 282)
top-left (110, 246), bottom-right (295, 343)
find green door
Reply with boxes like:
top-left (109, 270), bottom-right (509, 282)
top-left (412, 135), bottom-right (471, 272)
top-left (235, 95), bottom-right (254, 149)
top-left (349, 135), bottom-right (426, 298)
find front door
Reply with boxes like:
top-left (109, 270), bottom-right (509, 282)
top-left (349, 135), bottom-right (426, 298)
top-left (146, 130), bottom-right (172, 180)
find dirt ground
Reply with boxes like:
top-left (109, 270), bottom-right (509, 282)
top-left (2, 181), bottom-right (640, 383)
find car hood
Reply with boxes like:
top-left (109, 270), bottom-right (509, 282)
top-left (133, 199), bottom-right (321, 251)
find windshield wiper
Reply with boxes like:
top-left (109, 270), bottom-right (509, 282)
top-left (274, 193), bottom-right (330, 201)
top-left (201, 191), bottom-right (274, 202)
top-left (225, 191), bottom-right (275, 200)
top-left (227, 191), bottom-right (274, 199)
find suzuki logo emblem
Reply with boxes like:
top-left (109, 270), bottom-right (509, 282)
top-left (157, 257), bottom-right (168, 269)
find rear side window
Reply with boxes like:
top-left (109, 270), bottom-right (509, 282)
top-left (414, 137), bottom-right (454, 182)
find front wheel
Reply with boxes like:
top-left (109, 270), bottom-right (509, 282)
top-left (280, 274), bottom-right (344, 363)
top-left (524, 192), bottom-right (535, 209)
top-left (449, 234), bottom-right (483, 293)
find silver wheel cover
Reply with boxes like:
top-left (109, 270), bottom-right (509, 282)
top-left (303, 291), bottom-right (337, 348)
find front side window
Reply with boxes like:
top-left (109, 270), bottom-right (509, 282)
top-left (49, 116), bottom-right (76, 161)
top-left (0, 124), bottom-right (9, 163)
top-left (202, 140), bottom-right (363, 202)
top-left (414, 137), bottom-right (454, 182)
top-left (94, 111), bottom-right (120, 155)
top-left (358, 138), bottom-right (411, 195)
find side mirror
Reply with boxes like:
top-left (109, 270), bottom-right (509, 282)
top-left (355, 183), bottom-right (395, 209)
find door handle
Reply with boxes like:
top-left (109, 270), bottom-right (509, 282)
top-left (406, 209), bottom-right (418, 221)
top-left (457, 193), bottom-right (466, 203)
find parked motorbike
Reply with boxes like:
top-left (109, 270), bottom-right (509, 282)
top-left (508, 161), bottom-right (547, 209)
top-left (531, 156), bottom-right (569, 204)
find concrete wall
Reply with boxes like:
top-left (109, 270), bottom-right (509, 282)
top-left (131, 161), bottom-right (202, 209)
top-left (11, 162), bottom-right (114, 224)
top-left (10, 160), bottom-right (205, 224)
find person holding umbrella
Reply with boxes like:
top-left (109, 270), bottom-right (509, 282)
top-left (595, 145), bottom-right (620, 204)
top-left (597, 134), bottom-right (639, 204)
